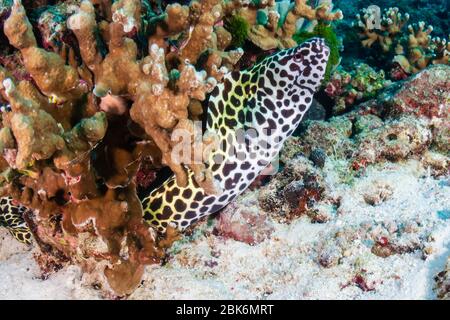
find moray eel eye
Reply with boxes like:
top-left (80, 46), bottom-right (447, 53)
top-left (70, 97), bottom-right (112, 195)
top-left (293, 52), bottom-right (304, 62)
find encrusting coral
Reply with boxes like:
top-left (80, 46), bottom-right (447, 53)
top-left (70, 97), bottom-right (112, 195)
top-left (325, 63), bottom-right (391, 114)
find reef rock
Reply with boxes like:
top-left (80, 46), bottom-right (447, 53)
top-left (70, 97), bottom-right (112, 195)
top-left (435, 257), bottom-right (450, 300)
top-left (258, 156), bottom-right (326, 221)
top-left (215, 192), bottom-right (274, 245)
top-left (379, 64), bottom-right (450, 119)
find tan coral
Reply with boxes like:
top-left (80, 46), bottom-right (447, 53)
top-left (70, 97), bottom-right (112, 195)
top-left (394, 22), bottom-right (434, 73)
top-left (4, 0), bottom-right (88, 102)
top-left (0, 0), bottom-right (259, 297)
top-left (281, 0), bottom-right (343, 37)
top-left (247, 0), bottom-right (343, 50)
top-left (1, 78), bottom-right (65, 169)
top-left (111, 0), bottom-right (142, 34)
top-left (356, 7), bottom-right (409, 52)
top-left (356, 7), bottom-right (448, 76)
top-left (67, 0), bottom-right (103, 73)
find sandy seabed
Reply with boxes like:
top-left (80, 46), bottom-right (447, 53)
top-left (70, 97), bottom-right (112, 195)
top-left (1, 159), bottom-right (449, 300)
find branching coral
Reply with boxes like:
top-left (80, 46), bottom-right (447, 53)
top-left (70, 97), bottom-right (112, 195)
top-left (355, 7), bottom-right (409, 53)
top-left (355, 6), bottom-right (449, 79)
top-left (1, 0), bottom-right (239, 296)
top-left (226, 0), bottom-right (343, 51)
top-left (393, 22), bottom-right (450, 76)
top-left (4, 1), bottom-right (88, 102)
top-left (67, 0), bottom-right (243, 191)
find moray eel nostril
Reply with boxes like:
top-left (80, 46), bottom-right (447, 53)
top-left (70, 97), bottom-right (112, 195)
top-left (0, 38), bottom-right (330, 238)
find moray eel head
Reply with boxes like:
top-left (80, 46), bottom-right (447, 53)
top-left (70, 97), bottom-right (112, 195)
top-left (278, 38), bottom-right (330, 94)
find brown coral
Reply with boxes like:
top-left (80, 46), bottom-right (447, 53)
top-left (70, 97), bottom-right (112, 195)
top-left (355, 6), bottom-right (449, 77)
top-left (394, 22), bottom-right (450, 74)
top-left (246, 0), bottom-right (343, 50)
top-left (0, 0), bottom-right (254, 296)
top-left (355, 7), bottom-right (409, 53)
top-left (66, 0), bottom-right (243, 191)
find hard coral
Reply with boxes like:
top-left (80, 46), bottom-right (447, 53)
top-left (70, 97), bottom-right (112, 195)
top-left (355, 6), bottom-right (449, 79)
top-left (4, 0), bottom-right (88, 102)
top-left (234, 0), bottom-right (343, 51)
top-left (355, 7), bottom-right (409, 53)
top-left (68, 0), bottom-right (243, 191)
top-left (393, 22), bottom-right (450, 76)
top-left (1, 0), bottom-right (244, 296)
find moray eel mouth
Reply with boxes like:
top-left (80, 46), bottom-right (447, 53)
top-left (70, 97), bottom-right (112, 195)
top-left (1, 38), bottom-right (330, 243)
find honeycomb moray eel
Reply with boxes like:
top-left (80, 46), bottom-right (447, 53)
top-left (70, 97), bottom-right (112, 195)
top-left (0, 197), bottom-right (32, 245)
top-left (0, 38), bottom-right (330, 243)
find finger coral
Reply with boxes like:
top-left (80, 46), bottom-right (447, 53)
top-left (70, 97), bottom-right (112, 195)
top-left (355, 7), bottom-right (409, 53)
top-left (241, 0), bottom-right (343, 51)
top-left (393, 22), bottom-right (450, 76)
top-left (354, 6), bottom-right (449, 80)
top-left (1, 0), bottom-right (247, 296)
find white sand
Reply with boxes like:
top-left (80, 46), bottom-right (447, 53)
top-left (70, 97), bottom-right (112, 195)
top-left (1, 160), bottom-right (449, 300)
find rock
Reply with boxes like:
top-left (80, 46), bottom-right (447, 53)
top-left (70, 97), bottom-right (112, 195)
top-left (283, 181), bottom-right (305, 208)
top-left (308, 205), bottom-right (332, 223)
top-left (362, 181), bottom-right (394, 206)
top-left (421, 151), bottom-right (449, 177)
top-left (371, 242), bottom-right (396, 258)
top-left (353, 114), bottom-right (384, 134)
top-left (430, 118), bottom-right (450, 154)
top-left (309, 148), bottom-right (327, 168)
top-left (215, 197), bottom-right (274, 245)
top-left (259, 156), bottom-right (326, 219)
top-left (293, 117), bottom-right (355, 159)
top-left (318, 244), bottom-right (341, 268)
top-left (434, 258), bottom-right (450, 300)
top-left (379, 65), bottom-right (450, 119)
top-left (303, 99), bottom-right (327, 121)
top-left (354, 116), bottom-right (432, 165)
